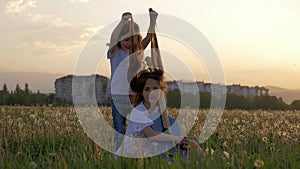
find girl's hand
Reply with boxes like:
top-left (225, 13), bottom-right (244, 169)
top-left (180, 137), bottom-right (189, 145)
top-left (177, 136), bottom-right (185, 142)
top-left (122, 12), bottom-right (132, 21)
top-left (179, 137), bottom-right (189, 149)
top-left (149, 8), bottom-right (158, 24)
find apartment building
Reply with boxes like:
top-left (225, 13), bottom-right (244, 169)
top-left (55, 74), bottom-right (108, 105)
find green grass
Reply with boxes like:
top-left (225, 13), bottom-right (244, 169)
top-left (0, 106), bottom-right (299, 168)
top-left (1, 133), bottom-right (299, 169)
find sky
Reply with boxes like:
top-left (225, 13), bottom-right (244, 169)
top-left (0, 0), bottom-right (300, 90)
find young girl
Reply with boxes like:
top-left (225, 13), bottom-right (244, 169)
top-left (115, 70), bottom-right (185, 157)
top-left (116, 70), bottom-right (202, 160)
top-left (107, 9), bottom-right (158, 151)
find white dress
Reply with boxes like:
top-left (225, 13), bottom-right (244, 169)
top-left (115, 103), bottom-right (154, 157)
top-left (115, 103), bottom-right (182, 158)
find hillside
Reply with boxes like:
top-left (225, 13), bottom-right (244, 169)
top-left (267, 86), bottom-right (300, 104)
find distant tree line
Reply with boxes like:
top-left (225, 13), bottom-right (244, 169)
top-left (0, 83), bottom-right (51, 106)
top-left (0, 83), bottom-right (109, 106)
top-left (166, 89), bottom-right (300, 110)
top-left (1, 83), bottom-right (300, 110)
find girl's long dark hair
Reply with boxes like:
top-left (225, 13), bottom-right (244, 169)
top-left (110, 20), bottom-right (142, 56)
top-left (130, 70), bottom-right (166, 107)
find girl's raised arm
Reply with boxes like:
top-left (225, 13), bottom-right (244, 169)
top-left (141, 8), bottom-right (158, 49)
top-left (109, 12), bottom-right (131, 50)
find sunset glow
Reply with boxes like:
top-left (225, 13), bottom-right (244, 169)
top-left (0, 0), bottom-right (299, 90)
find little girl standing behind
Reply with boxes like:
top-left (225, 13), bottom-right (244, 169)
top-left (107, 9), bottom-right (158, 151)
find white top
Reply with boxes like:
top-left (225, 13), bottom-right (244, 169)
top-left (107, 47), bottom-right (143, 95)
top-left (115, 103), bottom-right (155, 157)
top-left (115, 103), bottom-right (183, 158)
top-left (110, 57), bottom-right (130, 95)
top-left (107, 47), bottom-right (130, 95)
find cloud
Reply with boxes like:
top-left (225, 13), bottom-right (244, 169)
top-left (0, 0), bottom-right (104, 74)
top-left (2, 0), bottom-right (101, 58)
top-left (26, 12), bottom-right (43, 22)
top-left (1, 0), bottom-right (110, 74)
top-left (16, 22), bottom-right (100, 57)
top-left (69, 0), bottom-right (93, 3)
top-left (32, 41), bottom-right (73, 56)
top-left (5, 0), bottom-right (36, 14)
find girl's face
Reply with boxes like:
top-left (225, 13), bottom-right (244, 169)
top-left (120, 37), bottom-right (132, 50)
top-left (143, 78), bottom-right (161, 108)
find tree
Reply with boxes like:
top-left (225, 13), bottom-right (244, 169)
top-left (200, 92), bottom-right (211, 109)
top-left (1, 83), bottom-right (9, 105)
top-left (253, 95), bottom-right (288, 110)
top-left (290, 100), bottom-right (300, 110)
top-left (24, 83), bottom-right (31, 105)
top-left (2, 83), bottom-right (8, 94)
top-left (12, 84), bottom-right (26, 105)
top-left (166, 89), bottom-right (181, 108)
top-left (0, 82), bottom-right (49, 106)
top-left (30, 90), bottom-right (47, 105)
top-left (15, 84), bottom-right (21, 94)
top-left (25, 83), bottom-right (30, 95)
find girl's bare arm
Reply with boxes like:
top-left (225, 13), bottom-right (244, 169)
top-left (142, 126), bottom-right (183, 142)
top-left (141, 8), bottom-right (158, 49)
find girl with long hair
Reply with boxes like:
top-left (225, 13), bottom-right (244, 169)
top-left (116, 70), bottom-right (202, 160)
top-left (107, 9), bottom-right (158, 151)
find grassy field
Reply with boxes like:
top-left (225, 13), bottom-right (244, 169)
top-left (0, 106), bottom-right (299, 169)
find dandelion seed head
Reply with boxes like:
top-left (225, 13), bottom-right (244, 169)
top-left (30, 161), bottom-right (37, 168)
top-left (262, 137), bottom-right (268, 143)
top-left (223, 151), bottom-right (230, 159)
top-left (254, 159), bottom-right (264, 168)
top-left (30, 114), bottom-right (36, 119)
